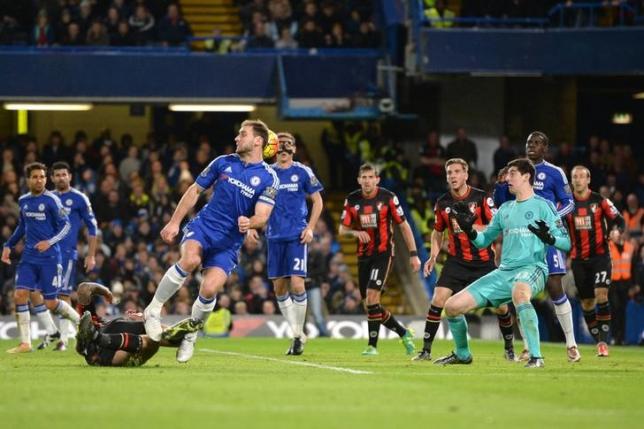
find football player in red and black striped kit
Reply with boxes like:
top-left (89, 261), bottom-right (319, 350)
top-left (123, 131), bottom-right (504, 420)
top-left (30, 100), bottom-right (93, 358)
top-left (566, 166), bottom-right (624, 357)
top-left (74, 282), bottom-right (201, 366)
top-left (415, 158), bottom-right (516, 361)
top-left (339, 163), bottom-right (421, 356)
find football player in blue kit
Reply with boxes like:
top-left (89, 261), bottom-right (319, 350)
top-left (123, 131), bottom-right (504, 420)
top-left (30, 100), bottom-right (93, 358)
top-left (53, 162), bottom-right (97, 348)
top-left (248, 132), bottom-right (324, 355)
top-left (494, 132), bottom-right (580, 362)
top-left (29, 161), bottom-right (98, 351)
top-left (2, 162), bottom-right (80, 354)
top-left (143, 120), bottom-right (279, 363)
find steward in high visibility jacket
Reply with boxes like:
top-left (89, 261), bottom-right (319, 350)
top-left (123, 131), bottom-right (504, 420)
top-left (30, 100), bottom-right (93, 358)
top-left (609, 240), bottom-right (634, 281)
top-left (425, 1), bottom-right (455, 29)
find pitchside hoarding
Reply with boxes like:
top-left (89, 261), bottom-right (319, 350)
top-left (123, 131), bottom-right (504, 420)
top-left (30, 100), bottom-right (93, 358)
top-left (0, 315), bottom-right (503, 341)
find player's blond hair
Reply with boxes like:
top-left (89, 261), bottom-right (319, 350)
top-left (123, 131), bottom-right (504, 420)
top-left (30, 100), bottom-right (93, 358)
top-left (572, 165), bottom-right (591, 178)
top-left (445, 158), bottom-right (468, 172)
top-left (277, 131), bottom-right (295, 146)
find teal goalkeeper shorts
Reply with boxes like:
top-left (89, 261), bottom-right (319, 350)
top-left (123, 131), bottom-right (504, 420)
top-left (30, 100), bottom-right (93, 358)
top-left (464, 265), bottom-right (547, 308)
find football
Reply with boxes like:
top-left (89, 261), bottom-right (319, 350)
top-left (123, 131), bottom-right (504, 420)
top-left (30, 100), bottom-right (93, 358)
top-left (263, 130), bottom-right (279, 159)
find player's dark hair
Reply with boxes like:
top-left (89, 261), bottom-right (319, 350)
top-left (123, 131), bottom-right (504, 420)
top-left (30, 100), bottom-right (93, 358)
top-left (242, 119), bottom-right (269, 148)
top-left (528, 131), bottom-right (549, 146)
top-left (24, 162), bottom-right (47, 177)
top-left (358, 162), bottom-right (379, 177)
top-left (51, 161), bottom-right (72, 174)
top-left (507, 158), bottom-right (535, 185)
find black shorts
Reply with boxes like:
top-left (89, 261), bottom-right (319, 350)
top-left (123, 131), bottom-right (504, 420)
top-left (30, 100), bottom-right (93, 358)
top-left (87, 319), bottom-right (146, 367)
top-left (358, 252), bottom-right (393, 299)
top-left (436, 258), bottom-right (496, 294)
top-left (571, 256), bottom-right (612, 300)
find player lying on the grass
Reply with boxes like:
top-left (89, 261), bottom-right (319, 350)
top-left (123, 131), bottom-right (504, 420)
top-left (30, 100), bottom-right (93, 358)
top-left (437, 158), bottom-right (571, 368)
top-left (75, 282), bottom-right (202, 367)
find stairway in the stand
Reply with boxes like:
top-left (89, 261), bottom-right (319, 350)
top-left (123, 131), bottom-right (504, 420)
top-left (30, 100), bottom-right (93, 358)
top-left (180, 0), bottom-right (242, 50)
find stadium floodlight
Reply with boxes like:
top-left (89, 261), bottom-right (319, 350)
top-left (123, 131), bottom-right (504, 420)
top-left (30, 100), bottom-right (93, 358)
top-left (612, 112), bottom-right (632, 125)
top-left (3, 103), bottom-right (93, 111)
top-left (168, 104), bottom-right (256, 112)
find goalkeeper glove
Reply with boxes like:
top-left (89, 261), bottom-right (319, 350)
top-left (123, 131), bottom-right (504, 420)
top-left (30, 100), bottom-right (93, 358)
top-left (527, 220), bottom-right (556, 245)
top-left (453, 201), bottom-right (477, 241)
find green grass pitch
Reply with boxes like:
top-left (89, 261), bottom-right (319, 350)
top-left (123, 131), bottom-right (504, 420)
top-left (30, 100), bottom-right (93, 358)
top-left (1, 338), bottom-right (642, 429)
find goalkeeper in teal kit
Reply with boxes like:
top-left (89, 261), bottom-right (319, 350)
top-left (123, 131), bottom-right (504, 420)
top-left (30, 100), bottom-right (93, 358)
top-left (436, 159), bottom-right (571, 368)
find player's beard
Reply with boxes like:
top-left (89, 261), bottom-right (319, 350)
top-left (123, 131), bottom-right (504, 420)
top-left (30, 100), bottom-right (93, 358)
top-left (30, 183), bottom-right (45, 194)
top-left (362, 182), bottom-right (375, 195)
top-left (236, 140), bottom-right (253, 155)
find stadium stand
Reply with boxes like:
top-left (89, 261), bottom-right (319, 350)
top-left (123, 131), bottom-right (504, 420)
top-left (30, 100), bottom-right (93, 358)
top-left (0, 0), bottom-right (642, 344)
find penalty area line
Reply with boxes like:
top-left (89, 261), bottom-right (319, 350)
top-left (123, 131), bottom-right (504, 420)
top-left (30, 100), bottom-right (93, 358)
top-left (200, 348), bottom-right (373, 375)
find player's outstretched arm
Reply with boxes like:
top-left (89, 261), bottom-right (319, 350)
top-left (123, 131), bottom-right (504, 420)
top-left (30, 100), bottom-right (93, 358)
top-left (528, 219), bottom-right (571, 252)
top-left (161, 183), bottom-right (202, 243)
top-left (77, 282), bottom-right (113, 305)
top-left (527, 220), bottom-right (555, 245)
top-left (453, 201), bottom-right (478, 240)
top-left (397, 220), bottom-right (421, 272)
top-left (453, 201), bottom-right (503, 249)
top-left (530, 200), bottom-right (571, 251)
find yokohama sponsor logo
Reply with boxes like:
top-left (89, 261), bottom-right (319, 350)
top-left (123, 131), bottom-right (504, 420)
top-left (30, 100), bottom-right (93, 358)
top-left (24, 212), bottom-right (46, 220)
top-left (227, 177), bottom-right (256, 198)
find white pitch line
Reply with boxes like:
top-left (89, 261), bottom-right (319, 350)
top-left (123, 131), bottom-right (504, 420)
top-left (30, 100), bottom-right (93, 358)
top-left (200, 348), bottom-right (373, 375)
